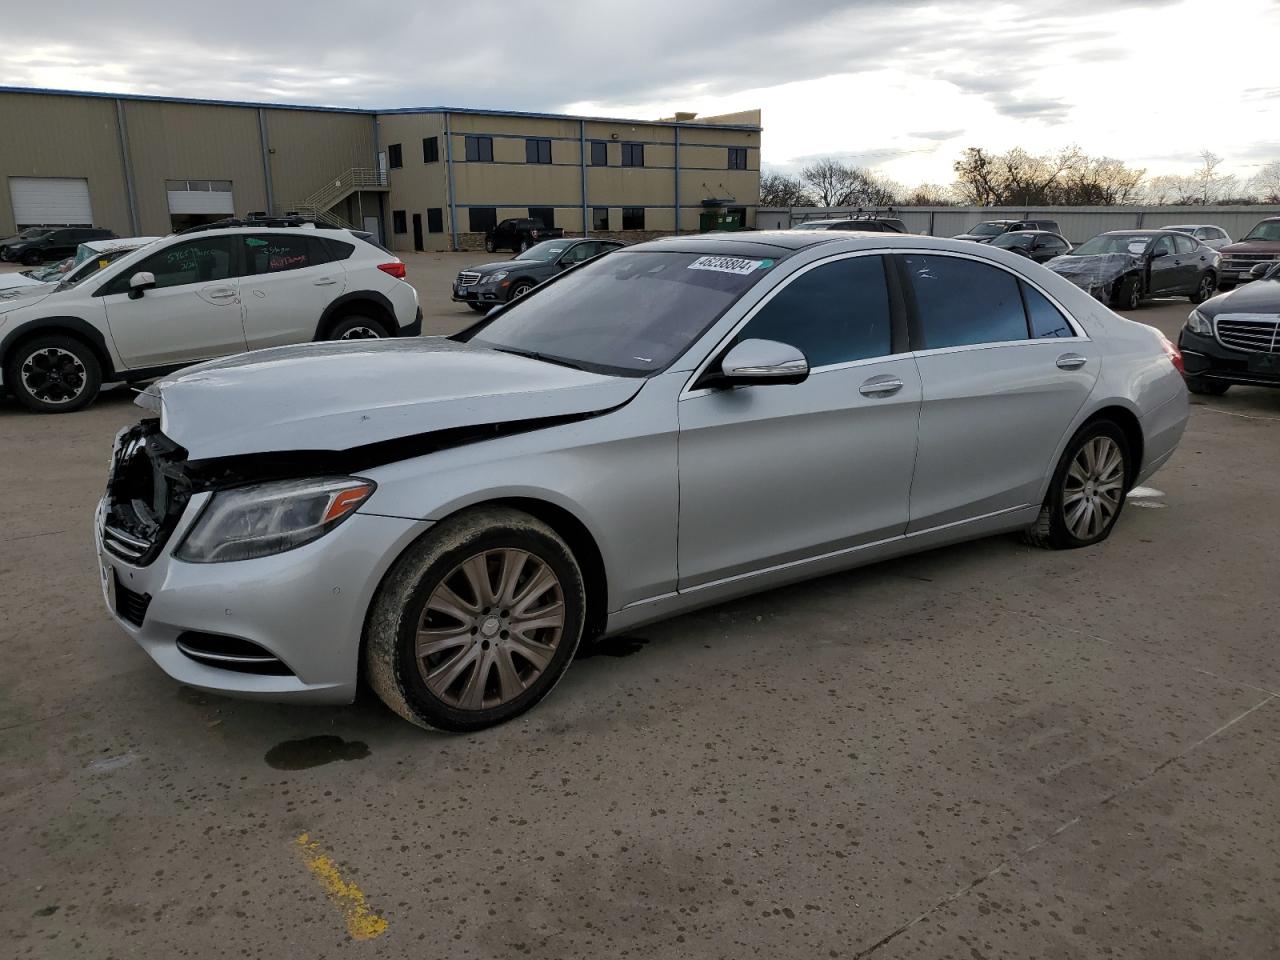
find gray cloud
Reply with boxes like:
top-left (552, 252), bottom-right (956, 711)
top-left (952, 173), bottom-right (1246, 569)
top-left (909, 129), bottom-right (966, 141)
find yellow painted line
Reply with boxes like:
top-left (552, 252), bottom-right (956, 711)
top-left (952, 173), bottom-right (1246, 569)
top-left (294, 833), bottom-right (388, 940)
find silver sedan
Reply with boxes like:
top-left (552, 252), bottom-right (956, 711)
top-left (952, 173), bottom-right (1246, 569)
top-left (96, 232), bottom-right (1189, 731)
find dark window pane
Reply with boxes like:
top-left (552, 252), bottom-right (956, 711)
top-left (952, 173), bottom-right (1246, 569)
top-left (469, 207), bottom-right (497, 233)
top-left (323, 238), bottom-right (355, 260)
top-left (427, 208), bottom-right (444, 233)
top-left (465, 136), bottom-right (493, 163)
top-left (1022, 282), bottom-right (1074, 338)
top-left (525, 138), bottom-right (552, 164)
top-left (739, 256), bottom-right (891, 367)
top-left (622, 143), bottom-right (644, 167)
top-left (392, 210), bottom-right (407, 234)
top-left (622, 207), bottom-right (644, 230)
top-left (904, 254), bottom-right (1028, 349)
top-left (529, 207), bottom-right (555, 229)
top-left (590, 141), bottom-right (607, 166)
top-left (422, 137), bottom-right (439, 163)
top-left (243, 234), bottom-right (315, 274)
top-left (388, 143), bottom-right (403, 169)
top-left (728, 147), bottom-right (748, 170)
top-left (1152, 236), bottom-right (1174, 256)
top-left (592, 207), bottom-right (609, 230)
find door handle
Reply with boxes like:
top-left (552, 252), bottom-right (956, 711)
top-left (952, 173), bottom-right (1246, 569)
top-left (1056, 353), bottom-right (1088, 370)
top-left (313, 277), bottom-right (338, 286)
top-left (859, 375), bottom-right (904, 397)
top-left (205, 286), bottom-right (236, 298)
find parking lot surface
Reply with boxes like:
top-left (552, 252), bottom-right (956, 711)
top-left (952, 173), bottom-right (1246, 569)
top-left (2, 255), bottom-right (1278, 958)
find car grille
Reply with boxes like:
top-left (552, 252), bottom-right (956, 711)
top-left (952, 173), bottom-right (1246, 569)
top-left (457, 271), bottom-right (481, 286)
top-left (1215, 316), bottom-right (1280, 354)
top-left (1223, 253), bottom-right (1279, 270)
top-left (114, 574), bottom-right (151, 627)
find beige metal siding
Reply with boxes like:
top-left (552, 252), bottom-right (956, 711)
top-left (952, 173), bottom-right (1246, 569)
top-left (0, 92), bottom-right (131, 236)
top-left (264, 109), bottom-right (377, 207)
top-left (378, 113), bottom-right (450, 251)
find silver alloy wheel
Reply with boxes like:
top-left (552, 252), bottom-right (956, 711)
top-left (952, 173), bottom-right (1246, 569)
top-left (511, 283), bottom-right (531, 299)
top-left (1127, 279), bottom-right (1141, 309)
top-left (338, 325), bottom-right (381, 340)
top-left (20, 346), bottom-right (87, 404)
top-left (416, 548), bottom-right (565, 710)
top-left (1062, 435), bottom-right (1124, 540)
top-left (1197, 275), bottom-right (1214, 301)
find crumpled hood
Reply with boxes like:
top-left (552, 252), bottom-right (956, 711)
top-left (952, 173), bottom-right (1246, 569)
top-left (1046, 252), bottom-right (1140, 292)
top-left (139, 338), bottom-right (643, 461)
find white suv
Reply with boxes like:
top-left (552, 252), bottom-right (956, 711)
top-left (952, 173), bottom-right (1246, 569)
top-left (0, 222), bottom-right (420, 413)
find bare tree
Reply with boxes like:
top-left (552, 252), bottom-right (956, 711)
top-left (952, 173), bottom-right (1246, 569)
top-left (759, 171), bottom-right (812, 207)
top-left (799, 159), bottom-right (864, 207)
top-left (1251, 160), bottom-right (1280, 203)
top-left (1190, 150), bottom-right (1241, 204)
top-left (900, 183), bottom-right (955, 205)
top-left (954, 145), bottom-right (1146, 205)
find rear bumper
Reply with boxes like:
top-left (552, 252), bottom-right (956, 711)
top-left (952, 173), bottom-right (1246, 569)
top-left (1179, 328), bottom-right (1280, 387)
top-left (397, 306), bottom-right (422, 337)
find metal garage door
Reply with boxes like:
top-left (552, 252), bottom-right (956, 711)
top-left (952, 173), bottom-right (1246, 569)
top-left (166, 180), bottom-right (234, 215)
top-left (10, 177), bottom-right (93, 227)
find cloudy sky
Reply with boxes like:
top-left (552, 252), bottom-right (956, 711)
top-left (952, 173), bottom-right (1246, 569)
top-left (4, 0), bottom-right (1278, 185)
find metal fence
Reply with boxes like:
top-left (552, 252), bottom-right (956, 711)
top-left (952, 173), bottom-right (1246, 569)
top-left (758, 205), bottom-right (1280, 245)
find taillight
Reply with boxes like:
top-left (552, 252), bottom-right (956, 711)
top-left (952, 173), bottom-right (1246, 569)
top-left (1157, 331), bottom-right (1184, 374)
top-left (378, 261), bottom-right (406, 279)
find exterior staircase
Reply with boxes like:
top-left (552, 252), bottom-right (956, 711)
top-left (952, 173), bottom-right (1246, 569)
top-left (276, 167), bottom-right (388, 229)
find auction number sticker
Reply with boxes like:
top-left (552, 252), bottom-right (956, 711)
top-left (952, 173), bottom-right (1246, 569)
top-left (687, 255), bottom-right (764, 275)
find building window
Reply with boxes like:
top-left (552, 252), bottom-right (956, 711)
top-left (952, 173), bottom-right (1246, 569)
top-left (388, 144), bottom-right (403, 169)
top-left (468, 207), bottom-right (497, 233)
top-left (525, 138), bottom-right (552, 164)
top-left (423, 137), bottom-right (439, 163)
top-left (592, 207), bottom-right (610, 231)
top-left (622, 207), bottom-right (645, 230)
top-left (728, 206), bottom-right (747, 227)
top-left (392, 210), bottom-right (407, 234)
top-left (621, 143), bottom-right (644, 167)
top-left (590, 141), bottom-right (608, 166)
top-left (426, 208), bottom-right (444, 233)
top-left (529, 207), bottom-right (555, 229)
top-left (464, 136), bottom-right (494, 163)
top-left (728, 147), bottom-right (748, 170)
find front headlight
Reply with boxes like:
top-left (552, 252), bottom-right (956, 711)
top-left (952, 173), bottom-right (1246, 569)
top-left (175, 477), bottom-right (375, 563)
top-left (1186, 309), bottom-right (1212, 336)
top-left (487, 271), bottom-right (508, 283)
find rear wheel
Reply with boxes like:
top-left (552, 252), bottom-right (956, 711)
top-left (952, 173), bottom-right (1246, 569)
top-left (328, 315), bottom-right (388, 340)
top-left (365, 506), bottom-right (586, 732)
top-left (1186, 376), bottom-right (1230, 396)
top-left (1189, 272), bottom-right (1216, 304)
top-left (5, 334), bottom-right (102, 413)
top-left (1026, 420), bottom-right (1130, 550)
top-left (518, 240), bottom-right (531, 253)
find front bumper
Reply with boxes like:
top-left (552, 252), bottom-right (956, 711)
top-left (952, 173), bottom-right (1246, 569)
top-left (451, 281), bottom-right (506, 306)
top-left (1178, 327), bottom-right (1280, 388)
top-left (95, 497), bottom-right (431, 704)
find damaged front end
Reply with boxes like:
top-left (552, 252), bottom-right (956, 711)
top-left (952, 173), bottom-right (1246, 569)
top-left (1046, 253), bottom-right (1141, 302)
top-left (100, 420), bottom-right (193, 565)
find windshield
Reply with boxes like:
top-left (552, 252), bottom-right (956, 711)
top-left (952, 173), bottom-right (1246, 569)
top-left (56, 248), bottom-right (135, 290)
top-left (992, 233), bottom-right (1032, 249)
top-left (1243, 220), bottom-right (1280, 242)
top-left (18, 227), bottom-right (53, 239)
top-left (967, 222), bottom-right (1007, 236)
top-left (514, 240), bottom-right (571, 262)
top-left (1071, 234), bottom-right (1152, 256)
top-left (469, 250), bottom-right (778, 376)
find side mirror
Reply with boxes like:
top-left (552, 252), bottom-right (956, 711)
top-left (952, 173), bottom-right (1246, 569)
top-left (1249, 262), bottom-right (1274, 280)
top-left (128, 271), bottom-right (156, 299)
top-left (1149, 249), bottom-right (1168, 260)
top-left (716, 338), bottom-right (809, 387)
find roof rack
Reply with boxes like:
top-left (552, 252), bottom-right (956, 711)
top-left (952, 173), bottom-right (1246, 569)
top-left (176, 214), bottom-right (324, 234)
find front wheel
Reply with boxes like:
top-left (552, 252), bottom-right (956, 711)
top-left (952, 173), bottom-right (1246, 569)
top-left (328, 315), bottom-right (388, 340)
top-left (484, 237), bottom-right (496, 253)
top-left (5, 334), bottom-right (102, 413)
top-left (365, 506), bottom-right (587, 732)
top-left (1111, 275), bottom-right (1142, 310)
top-left (518, 240), bottom-right (531, 253)
top-left (1189, 272), bottom-right (1216, 304)
top-left (507, 282), bottom-right (533, 301)
top-left (1026, 420), bottom-right (1130, 550)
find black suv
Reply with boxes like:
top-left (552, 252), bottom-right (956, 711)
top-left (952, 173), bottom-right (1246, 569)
top-left (792, 216), bottom-right (908, 233)
top-left (484, 218), bottom-right (565, 254)
top-left (989, 230), bottom-right (1073, 263)
top-left (953, 219), bottom-right (1061, 243)
top-left (0, 226), bottom-right (115, 265)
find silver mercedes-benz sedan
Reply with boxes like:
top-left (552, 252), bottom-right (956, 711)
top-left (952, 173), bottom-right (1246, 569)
top-left (96, 231), bottom-right (1189, 731)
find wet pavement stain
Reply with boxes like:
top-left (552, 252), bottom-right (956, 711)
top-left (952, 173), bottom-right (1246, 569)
top-left (265, 735), bottom-right (370, 770)
top-left (578, 635), bottom-right (649, 659)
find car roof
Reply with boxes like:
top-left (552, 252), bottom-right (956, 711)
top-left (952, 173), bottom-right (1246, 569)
top-left (999, 229), bottom-right (1059, 235)
top-left (633, 232), bottom-right (1052, 257)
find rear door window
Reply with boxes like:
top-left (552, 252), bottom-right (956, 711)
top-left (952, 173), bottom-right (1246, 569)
top-left (242, 234), bottom-right (318, 274)
top-left (902, 254), bottom-right (1028, 349)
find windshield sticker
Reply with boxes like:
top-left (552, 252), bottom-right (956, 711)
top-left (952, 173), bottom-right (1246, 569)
top-left (688, 255), bottom-right (764, 275)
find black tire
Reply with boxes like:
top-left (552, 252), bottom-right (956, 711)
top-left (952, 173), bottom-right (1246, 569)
top-left (1186, 376), bottom-right (1230, 396)
top-left (507, 282), bottom-right (533, 302)
top-left (518, 240), bottom-right (531, 253)
top-left (1189, 272), bottom-right (1216, 304)
top-left (467, 302), bottom-right (489, 313)
top-left (327, 315), bottom-right (389, 340)
top-left (484, 237), bottom-right (496, 253)
top-left (1110, 275), bottom-right (1142, 310)
top-left (21, 250), bottom-right (42, 266)
top-left (5, 334), bottom-right (102, 413)
top-left (365, 506), bottom-right (587, 732)
top-left (1025, 419), bottom-right (1130, 550)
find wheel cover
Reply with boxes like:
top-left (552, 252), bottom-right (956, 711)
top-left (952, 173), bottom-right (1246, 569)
top-left (20, 346), bottom-right (87, 404)
top-left (512, 284), bottom-right (531, 298)
top-left (416, 548), bottom-right (565, 711)
top-left (338, 325), bottom-right (381, 340)
top-left (1063, 436), bottom-right (1124, 540)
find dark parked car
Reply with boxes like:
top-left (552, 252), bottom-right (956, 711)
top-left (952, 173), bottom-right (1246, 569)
top-left (453, 238), bottom-right (624, 311)
top-left (0, 226), bottom-right (115, 265)
top-left (1179, 261), bottom-right (1280, 395)
top-left (990, 230), bottom-right (1072, 263)
top-left (1045, 230), bottom-right (1219, 310)
top-left (791, 216), bottom-right (908, 233)
top-left (953, 219), bottom-right (1061, 243)
top-left (1216, 217), bottom-right (1280, 289)
top-left (484, 217), bottom-right (564, 254)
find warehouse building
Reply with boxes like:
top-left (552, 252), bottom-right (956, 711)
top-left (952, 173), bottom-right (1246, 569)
top-left (0, 87), bottom-right (760, 252)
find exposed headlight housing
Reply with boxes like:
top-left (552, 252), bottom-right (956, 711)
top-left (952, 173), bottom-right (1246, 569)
top-left (487, 271), bottom-right (508, 283)
top-left (1185, 309), bottom-right (1212, 336)
top-left (175, 477), bottom-right (374, 563)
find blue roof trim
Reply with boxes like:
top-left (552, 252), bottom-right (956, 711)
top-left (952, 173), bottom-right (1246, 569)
top-left (0, 86), bottom-right (761, 131)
